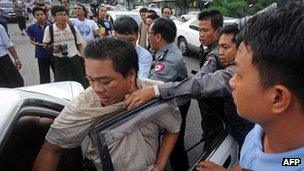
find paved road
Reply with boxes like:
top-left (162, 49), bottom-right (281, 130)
top-left (8, 22), bottom-right (203, 166)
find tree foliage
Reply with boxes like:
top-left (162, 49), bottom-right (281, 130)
top-left (206, 0), bottom-right (276, 17)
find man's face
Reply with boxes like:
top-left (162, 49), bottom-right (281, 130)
top-left (218, 33), bottom-right (237, 66)
top-left (146, 18), bottom-right (153, 31)
top-left (99, 7), bottom-right (107, 19)
top-left (34, 10), bottom-right (46, 23)
top-left (115, 32), bottom-right (138, 47)
top-left (162, 8), bottom-right (172, 19)
top-left (140, 12), bottom-right (146, 22)
top-left (148, 23), bottom-right (160, 50)
top-left (75, 5), bottom-right (85, 17)
top-left (54, 11), bottom-right (68, 25)
top-left (198, 19), bottom-right (219, 47)
top-left (85, 58), bottom-right (136, 106)
top-left (229, 42), bottom-right (271, 123)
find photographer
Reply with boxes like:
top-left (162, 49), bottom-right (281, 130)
top-left (43, 5), bottom-right (88, 88)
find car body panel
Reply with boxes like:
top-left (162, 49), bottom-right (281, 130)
top-left (0, 81), bottom-right (84, 146)
top-left (107, 11), bottom-right (141, 24)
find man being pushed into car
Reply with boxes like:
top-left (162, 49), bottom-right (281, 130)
top-left (33, 38), bottom-right (181, 171)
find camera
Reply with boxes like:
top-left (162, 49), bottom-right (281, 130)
top-left (57, 44), bottom-right (68, 56)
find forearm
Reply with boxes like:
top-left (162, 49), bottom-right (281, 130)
top-left (33, 141), bottom-right (63, 171)
top-left (155, 132), bottom-right (179, 170)
top-left (7, 46), bottom-right (19, 60)
top-left (158, 67), bottom-right (234, 100)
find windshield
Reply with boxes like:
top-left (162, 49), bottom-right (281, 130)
top-left (0, 3), bottom-right (13, 8)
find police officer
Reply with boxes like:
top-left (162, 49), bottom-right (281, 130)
top-left (148, 18), bottom-right (190, 171)
top-left (195, 10), bottom-right (225, 143)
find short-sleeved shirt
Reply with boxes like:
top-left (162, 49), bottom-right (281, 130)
top-left (149, 43), bottom-right (188, 82)
top-left (0, 24), bottom-right (13, 57)
top-left (70, 18), bottom-right (98, 43)
top-left (27, 22), bottom-right (53, 58)
top-left (97, 19), bottom-right (112, 37)
top-left (240, 124), bottom-right (304, 170)
top-left (46, 78), bottom-right (181, 171)
top-left (135, 45), bottom-right (152, 79)
top-left (43, 23), bottom-right (84, 58)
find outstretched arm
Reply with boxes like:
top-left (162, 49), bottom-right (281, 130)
top-left (33, 140), bottom-right (63, 171)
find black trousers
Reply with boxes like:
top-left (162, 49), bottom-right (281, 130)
top-left (16, 16), bottom-right (26, 31)
top-left (37, 57), bottom-right (55, 84)
top-left (170, 100), bottom-right (191, 171)
top-left (54, 55), bottom-right (88, 88)
top-left (0, 54), bottom-right (24, 88)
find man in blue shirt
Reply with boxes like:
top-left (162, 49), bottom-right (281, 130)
top-left (113, 16), bottom-right (152, 79)
top-left (27, 6), bottom-right (54, 84)
top-left (0, 24), bottom-right (24, 88)
top-left (195, 2), bottom-right (304, 171)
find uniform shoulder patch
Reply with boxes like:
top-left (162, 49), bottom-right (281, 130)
top-left (154, 63), bottom-right (165, 72)
top-left (203, 58), bottom-right (212, 67)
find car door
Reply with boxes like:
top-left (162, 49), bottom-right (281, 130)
top-left (0, 94), bottom-right (83, 171)
top-left (92, 98), bottom-right (238, 171)
top-left (187, 19), bottom-right (200, 51)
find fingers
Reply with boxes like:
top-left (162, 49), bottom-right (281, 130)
top-left (195, 161), bottom-right (226, 171)
top-left (123, 93), bottom-right (143, 110)
top-left (15, 61), bottom-right (22, 70)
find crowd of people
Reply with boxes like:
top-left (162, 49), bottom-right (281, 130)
top-left (1, 0), bottom-right (304, 171)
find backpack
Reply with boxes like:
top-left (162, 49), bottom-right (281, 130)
top-left (48, 23), bottom-right (80, 51)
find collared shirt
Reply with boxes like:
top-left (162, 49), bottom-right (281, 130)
top-left (27, 21), bottom-right (53, 58)
top-left (70, 18), bottom-right (99, 43)
top-left (240, 124), bottom-right (304, 171)
top-left (150, 43), bottom-right (188, 82)
top-left (0, 24), bottom-right (13, 57)
top-left (46, 78), bottom-right (181, 171)
top-left (135, 45), bottom-right (153, 78)
top-left (43, 23), bottom-right (84, 58)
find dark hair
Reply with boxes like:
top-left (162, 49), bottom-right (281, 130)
top-left (243, 3), bottom-right (304, 110)
top-left (32, 6), bottom-right (46, 15)
top-left (51, 5), bottom-right (68, 16)
top-left (161, 6), bottom-right (172, 14)
top-left (76, 3), bottom-right (88, 18)
top-left (139, 7), bottom-right (148, 13)
top-left (151, 18), bottom-right (176, 43)
top-left (147, 9), bottom-right (157, 15)
top-left (198, 10), bottom-right (223, 30)
top-left (146, 13), bottom-right (159, 21)
top-left (113, 16), bottom-right (138, 34)
top-left (220, 24), bottom-right (241, 47)
top-left (84, 38), bottom-right (139, 78)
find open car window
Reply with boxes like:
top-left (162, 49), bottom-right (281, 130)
top-left (92, 98), bottom-right (182, 170)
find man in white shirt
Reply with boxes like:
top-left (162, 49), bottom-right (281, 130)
top-left (43, 5), bottom-right (88, 88)
top-left (70, 3), bottom-right (98, 43)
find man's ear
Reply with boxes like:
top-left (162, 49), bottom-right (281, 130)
top-left (216, 27), bottom-right (222, 38)
top-left (128, 68), bottom-right (137, 83)
top-left (271, 85), bottom-right (292, 115)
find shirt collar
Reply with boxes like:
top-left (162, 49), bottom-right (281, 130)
top-left (156, 43), bottom-right (174, 58)
top-left (53, 23), bottom-right (69, 31)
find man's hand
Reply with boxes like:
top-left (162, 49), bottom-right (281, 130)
top-left (123, 86), bottom-right (155, 110)
top-left (14, 59), bottom-right (22, 70)
top-left (196, 161), bottom-right (227, 171)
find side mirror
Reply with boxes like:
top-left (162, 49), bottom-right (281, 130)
top-left (189, 25), bottom-right (198, 31)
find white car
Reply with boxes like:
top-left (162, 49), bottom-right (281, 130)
top-left (0, 82), bottom-right (238, 170)
top-left (181, 11), bottom-right (200, 21)
top-left (176, 17), bottom-right (239, 55)
top-left (107, 11), bottom-right (142, 24)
